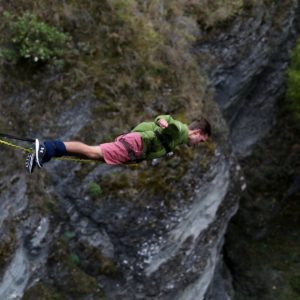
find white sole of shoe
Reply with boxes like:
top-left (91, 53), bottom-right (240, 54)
top-left (26, 154), bottom-right (35, 174)
top-left (35, 138), bottom-right (42, 168)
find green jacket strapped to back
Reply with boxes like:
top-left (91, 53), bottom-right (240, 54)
top-left (131, 115), bottom-right (189, 160)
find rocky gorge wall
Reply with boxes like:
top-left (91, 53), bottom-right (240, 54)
top-left (197, 0), bottom-right (299, 156)
top-left (0, 98), bottom-right (241, 300)
top-left (199, 1), bottom-right (300, 299)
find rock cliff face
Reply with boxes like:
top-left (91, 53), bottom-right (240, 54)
top-left (198, 0), bottom-right (298, 156)
top-left (0, 100), bottom-right (241, 300)
top-left (0, 1), bottom-right (299, 300)
top-left (199, 1), bottom-right (300, 299)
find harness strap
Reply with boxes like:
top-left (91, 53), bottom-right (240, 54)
top-left (154, 131), bottom-right (173, 156)
top-left (119, 137), bottom-right (138, 162)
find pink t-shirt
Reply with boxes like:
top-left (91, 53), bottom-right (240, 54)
top-left (99, 132), bottom-right (143, 165)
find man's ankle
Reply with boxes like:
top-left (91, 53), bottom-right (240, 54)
top-left (43, 140), bottom-right (67, 162)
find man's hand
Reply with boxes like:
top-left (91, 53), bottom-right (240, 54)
top-left (157, 119), bottom-right (168, 128)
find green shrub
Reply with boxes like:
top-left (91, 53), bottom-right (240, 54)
top-left (286, 40), bottom-right (300, 121)
top-left (0, 12), bottom-right (70, 63)
top-left (68, 253), bottom-right (80, 266)
top-left (88, 182), bottom-right (103, 198)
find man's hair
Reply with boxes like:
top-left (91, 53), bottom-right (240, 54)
top-left (188, 117), bottom-right (211, 136)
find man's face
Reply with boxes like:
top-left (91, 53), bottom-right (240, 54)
top-left (188, 130), bottom-right (209, 146)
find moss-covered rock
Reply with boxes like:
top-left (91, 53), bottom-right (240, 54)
top-left (22, 282), bottom-right (65, 300)
top-left (286, 39), bottom-right (300, 121)
top-left (77, 241), bottom-right (118, 277)
top-left (55, 264), bottom-right (102, 296)
top-left (47, 238), bottom-right (107, 299)
top-left (0, 219), bottom-right (17, 276)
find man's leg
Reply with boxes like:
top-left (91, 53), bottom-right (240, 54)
top-left (64, 141), bottom-right (103, 159)
top-left (26, 139), bottom-right (104, 174)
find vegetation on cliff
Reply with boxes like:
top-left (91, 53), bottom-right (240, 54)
top-left (0, 0), bottom-right (249, 131)
top-left (0, 12), bottom-right (70, 63)
top-left (287, 39), bottom-right (300, 121)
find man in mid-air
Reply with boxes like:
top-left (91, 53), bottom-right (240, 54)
top-left (25, 115), bottom-right (211, 173)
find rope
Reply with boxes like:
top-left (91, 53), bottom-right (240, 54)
top-left (0, 132), bottom-right (35, 143)
top-left (0, 139), bottom-right (31, 153)
top-left (0, 138), bottom-right (98, 163)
